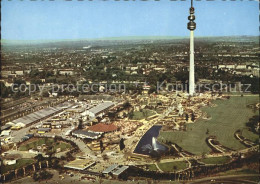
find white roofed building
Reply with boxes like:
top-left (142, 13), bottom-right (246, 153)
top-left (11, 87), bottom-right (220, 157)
top-left (87, 102), bottom-right (114, 118)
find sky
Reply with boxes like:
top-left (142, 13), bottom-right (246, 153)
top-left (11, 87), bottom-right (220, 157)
top-left (1, 0), bottom-right (259, 40)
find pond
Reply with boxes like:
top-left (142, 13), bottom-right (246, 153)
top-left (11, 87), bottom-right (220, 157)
top-left (134, 125), bottom-right (168, 156)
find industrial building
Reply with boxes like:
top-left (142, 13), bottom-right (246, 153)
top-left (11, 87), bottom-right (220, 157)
top-left (64, 159), bottom-right (96, 170)
top-left (12, 102), bottom-right (72, 127)
top-left (87, 102), bottom-right (114, 117)
top-left (72, 130), bottom-right (101, 139)
top-left (102, 164), bottom-right (129, 179)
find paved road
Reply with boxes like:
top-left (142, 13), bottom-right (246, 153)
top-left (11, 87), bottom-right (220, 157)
top-left (11, 123), bottom-right (39, 143)
top-left (62, 135), bottom-right (96, 159)
top-left (190, 174), bottom-right (259, 184)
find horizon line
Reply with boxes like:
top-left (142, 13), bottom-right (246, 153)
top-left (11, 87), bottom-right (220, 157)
top-left (1, 35), bottom-right (258, 44)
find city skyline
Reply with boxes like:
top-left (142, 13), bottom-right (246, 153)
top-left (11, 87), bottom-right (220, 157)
top-left (1, 0), bottom-right (258, 41)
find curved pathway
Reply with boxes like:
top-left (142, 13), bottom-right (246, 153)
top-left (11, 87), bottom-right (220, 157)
top-left (234, 131), bottom-right (255, 147)
top-left (208, 138), bottom-right (226, 153)
top-left (155, 162), bottom-right (163, 172)
top-left (172, 144), bottom-right (192, 168)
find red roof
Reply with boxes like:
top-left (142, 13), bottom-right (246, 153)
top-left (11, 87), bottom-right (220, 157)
top-left (88, 123), bottom-right (117, 133)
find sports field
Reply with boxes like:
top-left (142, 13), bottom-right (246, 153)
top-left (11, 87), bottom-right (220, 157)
top-left (158, 96), bottom-right (259, 155)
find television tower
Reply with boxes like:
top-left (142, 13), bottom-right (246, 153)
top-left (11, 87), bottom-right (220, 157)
top-left (187, 0), bottom-right (196, 95)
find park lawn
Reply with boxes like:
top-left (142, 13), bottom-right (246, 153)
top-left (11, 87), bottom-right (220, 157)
top-left (53, 141), bottom-right (72, 151)
top-left (200, 156), bottom-right (231, 165)
top-left (158, 161), bottom-right (187, 172)
top-left (19, 138), bottom-right (71, 152)
top-left (241, 129), bottom-right (258, 143)
top-left (19, 138), bottom-right (53, 151)
top-left (148, 164), bottom-right (158, 171)
top-left (147, 164), bottom-right (158, 171)
top-left (1, 159), bottom-right (34, 174)
top-left (131, 109), bottom-right (156, 120)
top-left (158, 96), bottom-right (259, 155)
top-left (19, 138), bottom-right (54, 151)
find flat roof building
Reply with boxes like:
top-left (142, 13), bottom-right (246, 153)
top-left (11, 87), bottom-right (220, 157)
top-left (72, 130), bottom-right (101, 139)
top-left (102, 164), bottom-right (118, 175)
top-left (112, 166), bottom-right (129, 177)
top-left (88, 123), bottom-right (117, 134)
top-left (102, 164), bottom-right (129, 179)
top-left (64, 159), bottom-right (96, 170)
top-left (12, 102), bottom-right (72, 127)
top-left (88, 102), bottom-right (114, 117)
top-left (1, 124), bottom-right (12, 131)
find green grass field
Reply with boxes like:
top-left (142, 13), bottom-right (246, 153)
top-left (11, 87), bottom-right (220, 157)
top-left (1, 159), bottom-right (34, 174)
top-left (158, 161), bottom-right (188, 172)
top-left (241, 129), bottom-right (258, 143)
top-left (200, 156), bottom-right (231, 165)
top-left (19, 138), bottom-right (72, 152)
top-left (147, 164), bottom-right (158, 171)
top-left (158, 96), bottom-right (259, 155)
top-left (130, 109), bottom-right (156, 120)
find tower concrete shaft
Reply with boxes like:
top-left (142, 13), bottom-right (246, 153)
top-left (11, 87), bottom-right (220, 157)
top-left (187, 0), bottom-right (196, 95)
top-left (189, 31), bottom-right (195, 95)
